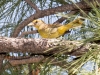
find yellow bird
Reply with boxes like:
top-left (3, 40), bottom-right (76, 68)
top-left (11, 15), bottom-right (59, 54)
top-left (28, 18), bottom-right (84, 38)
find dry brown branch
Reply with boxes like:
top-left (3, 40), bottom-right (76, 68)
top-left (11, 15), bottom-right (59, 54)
top-left (9, 55), bottom-right (44, 66)
top-left (5, 54), bottom-right (67, 68)
top-left (11, 0), bottom-right (100, 37)
top-left (0, 36), bottom-right (99, 55)
top-left (8, 55), bottom-right (67, 67)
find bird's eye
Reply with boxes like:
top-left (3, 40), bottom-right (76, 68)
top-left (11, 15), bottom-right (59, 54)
top-left (35, 21), bottom-right (38, 23)
top-left (34, 20), bottom-right (38, 25)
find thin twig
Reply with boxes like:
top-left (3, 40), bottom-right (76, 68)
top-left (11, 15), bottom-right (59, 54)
top-left (25, 0), bottom-right (40, 12)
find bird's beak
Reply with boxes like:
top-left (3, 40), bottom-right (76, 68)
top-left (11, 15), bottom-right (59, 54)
top-left (28, 22), bottom-right (34, 26)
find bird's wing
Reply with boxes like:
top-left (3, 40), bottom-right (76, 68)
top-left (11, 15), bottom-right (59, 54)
top-left (45, 28), bottom-right (58, 34)
top-left (44, 23), bottom-right (63, 35)
top-left (48, 23), bottom-right (62, 28)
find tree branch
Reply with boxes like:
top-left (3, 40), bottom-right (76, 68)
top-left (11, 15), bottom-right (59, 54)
top-left (5, 55), bottom-right (67, 70)
top-left (8, 55), bottom-right (67, 67)
top-left (9, 55), bottom-right (44, 66)
top-left (24, 0), bottom-right (40, 12)
top-left (0, 36), bottom-right (99, 56)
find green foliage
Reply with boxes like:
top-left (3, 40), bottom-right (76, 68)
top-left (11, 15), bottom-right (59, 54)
top-left (1, 0), bottom-right (100, 75)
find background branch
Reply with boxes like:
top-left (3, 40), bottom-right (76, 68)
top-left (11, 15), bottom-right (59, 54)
top-left (9, 55), bottom-right (44, 66)
top-left (24, 0), bottom-right (40, 12)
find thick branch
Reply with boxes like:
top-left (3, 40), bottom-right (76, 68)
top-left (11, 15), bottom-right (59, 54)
top-left (11, 0), bottom-right (100, 37)
top-left (0, 36), bottom-right (99, 56)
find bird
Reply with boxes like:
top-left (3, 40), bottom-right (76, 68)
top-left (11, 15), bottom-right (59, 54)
top-left (28, 18), bottom-right (84, 38)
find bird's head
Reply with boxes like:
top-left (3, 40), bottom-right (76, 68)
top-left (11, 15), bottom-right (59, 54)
top-left (28, 19), bottom-right (45, 29)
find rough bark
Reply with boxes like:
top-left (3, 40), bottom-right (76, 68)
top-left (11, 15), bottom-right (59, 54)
top-left (0, 36), bottom-right (99, 55)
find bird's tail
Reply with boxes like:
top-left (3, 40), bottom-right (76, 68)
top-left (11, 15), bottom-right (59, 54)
top-left (65, 18), bottom-right (85, 29)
